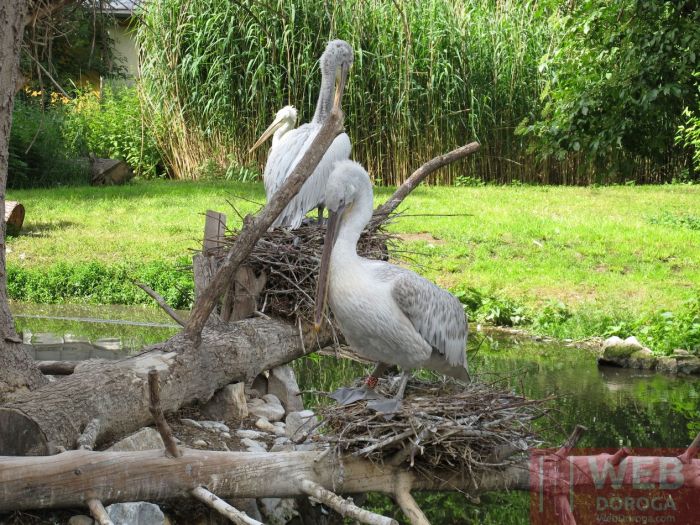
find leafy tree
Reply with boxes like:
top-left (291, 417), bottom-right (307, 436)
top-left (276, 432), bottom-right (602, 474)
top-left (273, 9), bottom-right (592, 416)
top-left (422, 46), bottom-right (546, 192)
top-left (519, 0), bottom-right (700, 181)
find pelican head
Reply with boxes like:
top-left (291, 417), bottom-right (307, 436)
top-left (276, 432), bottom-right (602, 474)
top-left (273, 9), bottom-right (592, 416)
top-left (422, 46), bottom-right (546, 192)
top-left (315, 40), bottom-right (354, 122)
top-left (314, 160), bottom-right (372, 330)
top-left (249, 105), bottom-right (298, 153)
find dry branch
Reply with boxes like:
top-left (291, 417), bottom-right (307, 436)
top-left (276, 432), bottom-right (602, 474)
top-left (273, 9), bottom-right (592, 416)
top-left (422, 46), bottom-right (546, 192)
top-left (299, 479), bottom-right (397, 525)
top-left (147, 369), bottom-right (181, 458)
top-left (86, 497), bottom-right (113, 525)
top-left (135, 281), bottom-right (186, 327)
top-left (191, 486), bottom-right (262, 525)
top-left (373, 141), bottom-right (481, 220)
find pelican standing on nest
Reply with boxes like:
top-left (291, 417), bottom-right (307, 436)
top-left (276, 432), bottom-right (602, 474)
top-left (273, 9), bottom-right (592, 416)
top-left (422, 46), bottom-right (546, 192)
top-left (314, 160), bottom-right (469, 413)
top-left (249, 40), bottom-right (354, 229)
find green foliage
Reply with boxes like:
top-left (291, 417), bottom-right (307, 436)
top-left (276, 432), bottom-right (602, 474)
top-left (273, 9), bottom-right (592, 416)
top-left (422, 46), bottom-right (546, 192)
top-left (8, 97), bottom-right (89, 188)
top-left (649, 211), bottom-right (700, 231)
top-left (453, 174), bottom-right (486, 187)
top-left (676, 74), bottom-right (700, 173)
top-left (136, 0), bottom-right (555, 182)
top-left (7, 260), bottom-right (193, 309)
top-left (63, 85), bottom-right (164, 178)
top-left (519, 0), bottom-right (700, 181)
top-left (635, 298), bottom-right (700, 355)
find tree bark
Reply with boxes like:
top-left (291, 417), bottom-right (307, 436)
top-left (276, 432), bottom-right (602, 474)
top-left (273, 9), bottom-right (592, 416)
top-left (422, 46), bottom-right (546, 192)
top-left (0, 447), bottom-right (530, 511)
top-left (0, 318), bottom-right (330, 455)
top-left (0, 0), bottom-right (47, 399)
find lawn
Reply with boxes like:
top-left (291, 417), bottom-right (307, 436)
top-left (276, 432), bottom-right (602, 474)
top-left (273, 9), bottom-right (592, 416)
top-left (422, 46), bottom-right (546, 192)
top-left (7, 180), bottom-right (700, 350)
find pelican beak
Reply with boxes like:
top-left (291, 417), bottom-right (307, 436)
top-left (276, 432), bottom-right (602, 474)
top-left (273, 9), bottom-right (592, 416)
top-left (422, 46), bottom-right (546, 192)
top-left (249, 114), bottom-right (287, 153)
top-left (314, 204), bottom-right (345, 331)
top-left (332, 62), bottom-right (350, 111)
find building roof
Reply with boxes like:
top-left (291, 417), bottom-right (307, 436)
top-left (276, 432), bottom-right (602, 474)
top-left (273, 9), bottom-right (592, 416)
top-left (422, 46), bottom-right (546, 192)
top-left (106, 0), bottom-right (143, 16)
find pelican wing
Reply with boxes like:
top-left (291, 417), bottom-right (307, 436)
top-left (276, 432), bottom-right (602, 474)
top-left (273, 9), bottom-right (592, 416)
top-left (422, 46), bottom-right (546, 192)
top-left (265, 123), bottom-right (351, 229)
top-left (389, 270), bottom-right (468, 368)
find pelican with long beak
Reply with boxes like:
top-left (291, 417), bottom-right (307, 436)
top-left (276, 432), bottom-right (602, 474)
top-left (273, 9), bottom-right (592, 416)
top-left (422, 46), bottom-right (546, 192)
top-left (314, 160), bottom-right (469, 413)
top-left (250, 40), bottom-right (354, 229)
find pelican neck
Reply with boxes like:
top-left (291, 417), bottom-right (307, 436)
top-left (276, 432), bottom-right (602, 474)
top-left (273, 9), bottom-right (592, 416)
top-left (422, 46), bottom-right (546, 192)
top-left (312, 65), bottom-right (334, 124)
top-left (332, 185), bottom-right (373, 258)
top-left (271, 120), bottom-right (294, 146)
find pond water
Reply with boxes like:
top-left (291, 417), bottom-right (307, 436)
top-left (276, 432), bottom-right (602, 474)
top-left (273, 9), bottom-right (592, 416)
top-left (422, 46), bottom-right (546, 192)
top-left (13, 303), bottom-right (700, 523)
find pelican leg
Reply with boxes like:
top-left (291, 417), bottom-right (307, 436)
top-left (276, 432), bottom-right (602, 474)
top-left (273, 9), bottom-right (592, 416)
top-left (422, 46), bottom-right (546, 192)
top-left (367, 371), bottom-right (410, 415)
top-left (329, 362), bottom-right (390, 405)
top-left (317, 205), bottom-right (325, 225)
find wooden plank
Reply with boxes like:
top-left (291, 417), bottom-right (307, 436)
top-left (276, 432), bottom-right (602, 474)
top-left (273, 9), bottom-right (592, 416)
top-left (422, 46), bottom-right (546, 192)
top-left (203, 210), bottom-right (227, 252)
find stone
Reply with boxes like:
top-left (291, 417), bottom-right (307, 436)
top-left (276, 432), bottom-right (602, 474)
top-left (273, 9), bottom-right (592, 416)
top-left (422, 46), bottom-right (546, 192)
top-left (629, 348), bottom-right (657, 370)
top-left (251, 372), bottom-right (268, 396)
top-left (192, 439), bottom-right (208, 447)
top-left (255, 417), bottom-right (277, 434)
top-left (181, 418), bottom-right (202, 429)
top-left (198, 420), bottom-right (230, 433)
top-left (268, 365), bottom-right (304, 412)
top-left (106, 502), bottom-right (164, 525)
top-left (201, 382), bottom-right (248, 421)
top-left (221, 432), bottom-right (231, 439)
top-left (285, 410), bottom-right (318, 440)
top-left (262, 393), bottom-right (282, 405)
top-left (241, 438), bottom-right (268, 452)
top-left (68, 516), bottom-right (94, 525)
top-left (672, 348), bottom-right (691, 357)
top-left (259, 498), bottom-right (298, 525)
top-left (274, 436), bottom-right (291, 446)
top-left (677, 357), bottom-right (700, 375)
top-left (248, 397), bottom-right (285, 422)
top-left (602, 336), bottom-right (624, 350)
top-left (623, 336), bottom-right (644, 349)
top-left (107, 427), bottom-right (164, 452)
top-left (236, 429), bottom-right (266, 439)
top-left (656, 357), bottom-right (678, 373)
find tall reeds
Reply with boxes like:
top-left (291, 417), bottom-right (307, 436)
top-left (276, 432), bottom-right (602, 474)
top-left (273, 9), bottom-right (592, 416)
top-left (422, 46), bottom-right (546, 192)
top-left (138, 0), bottom-right (678, 184)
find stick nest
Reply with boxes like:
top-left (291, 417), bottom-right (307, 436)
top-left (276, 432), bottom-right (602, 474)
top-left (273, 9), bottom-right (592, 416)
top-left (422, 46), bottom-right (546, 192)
top-left (217, 214), bottom-right (395, 321)
top-left (317, 376), bottom-right (546, 477)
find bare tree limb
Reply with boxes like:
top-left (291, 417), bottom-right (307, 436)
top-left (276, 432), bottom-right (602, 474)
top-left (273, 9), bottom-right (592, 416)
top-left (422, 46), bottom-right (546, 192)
top-left (86, 497), bottom-right (114, 525)
top-left (373, 141), bottom-right (481, 221)
top-left (147, 369), bottom-right (181, 459)
top-left (191, 486), bottom-right (263, 525)
top-left (135, 281), bottom-right (186, 327)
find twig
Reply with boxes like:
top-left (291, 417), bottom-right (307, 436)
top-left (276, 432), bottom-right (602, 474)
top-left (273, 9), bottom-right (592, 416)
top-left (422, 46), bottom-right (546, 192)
top-left (299, 479), bottom-right (397, 525)
top-left (77, 418), bottom-right (100, 451)
top-left (86, 497), bottom-right (114, 525)
top-left (134, 281), bottom-right (186, 326)
top-left (353, 428), bottom-right (416, 457)
top-left (372, 141), bottom-right (480, 221)
top-left (191, 486), bottom-right (262, 525)
top-left (394, 476), bottom-right (430, 525)
top-left (555, 425), bottom-right (586, 459)
top-left (147, 370), bottom-right (181, 458)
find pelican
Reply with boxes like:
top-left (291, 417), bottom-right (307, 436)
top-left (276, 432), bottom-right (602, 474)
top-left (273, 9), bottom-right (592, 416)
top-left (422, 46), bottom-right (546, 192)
top-left (314, 160), bottom-right (469, 413)
top-left (250, 40), bottom-right (354, 229)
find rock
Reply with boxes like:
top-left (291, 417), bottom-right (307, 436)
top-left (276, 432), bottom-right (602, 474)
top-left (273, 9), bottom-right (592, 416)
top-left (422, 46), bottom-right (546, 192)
top-left (192, 439), bottom-right (208, 447)
top-left (68, 516), bottom-right (95, 525)
top-left (628, 348), bottom-right (657, 370)
top-left (259, 498), bottom-right (298, 525)
top-left (623, 336), bottom-right (644, 349)
top-left (198, 421), bottom-right (230, 433)
top-left (274, 436), bottom-right (291, 446)
top-left (602, 336), bottom-right (624, 350)
top-left (255, 416), bottom-right (277, 434)
top-left (90, 157), bottom-right (134, 186)
top-left (221, 431), bottom-right (231, 439)
top-left (107, 427), bottom-right (164, 452)
top-left (248, 397), bottom-right (285, 422)
top-left (241, 438), bottom-right (268, 452)
top-left (268, 365), bottom-right (304, 412)
top-left (285, 410), bottom-right (318, 440)
top-left (251, 372), bottom-right (268, 396)
top-left (236, 429), bottom-right (266, 439)
top-left (106, 502), bottom-right (164, 525)
top-left (262, 393), bottom-right (282, 405)
top-left (677, 357), bottom-right (700, 375)
top-left (656, 357), bottom-right (678, 373)
top-left (672, 348), bottom-right (691, 357)
top-left (201, 382), bottom-right (248, 421)
top-left (181, 418), bottom-right (202, 429)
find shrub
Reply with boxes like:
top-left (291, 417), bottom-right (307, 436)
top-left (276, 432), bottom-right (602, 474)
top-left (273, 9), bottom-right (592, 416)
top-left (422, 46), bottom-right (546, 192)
top-left (63, 85), bottom-right (164, 178)
top-left (8, 97), bottom-right (89, 189)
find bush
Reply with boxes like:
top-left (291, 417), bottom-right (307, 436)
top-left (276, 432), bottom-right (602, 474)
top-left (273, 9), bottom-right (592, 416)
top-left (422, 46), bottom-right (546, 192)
top-left (8, 97), bottom-right (89, 189)
top-left (63, 85), bottom-right (164, 178)
top-left (676, 74), bottom-right (700, 176)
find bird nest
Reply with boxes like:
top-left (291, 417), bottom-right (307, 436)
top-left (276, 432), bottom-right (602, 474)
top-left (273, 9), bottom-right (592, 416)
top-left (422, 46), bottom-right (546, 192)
top-left (316, 376), bottom-right (546, 477)
top-left (216, 214), bottom-right (396, 321)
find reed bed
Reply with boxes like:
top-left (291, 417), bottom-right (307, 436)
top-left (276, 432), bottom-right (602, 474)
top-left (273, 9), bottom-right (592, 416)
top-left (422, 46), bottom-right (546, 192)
top-left (317, 375), bottom-right (546, 475)
top-left (136, 0), bottom-right (558, 184)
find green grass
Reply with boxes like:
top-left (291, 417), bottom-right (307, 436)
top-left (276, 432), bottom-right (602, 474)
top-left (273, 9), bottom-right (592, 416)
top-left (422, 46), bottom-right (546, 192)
top-left (7, 180), bottom-right (700, 352)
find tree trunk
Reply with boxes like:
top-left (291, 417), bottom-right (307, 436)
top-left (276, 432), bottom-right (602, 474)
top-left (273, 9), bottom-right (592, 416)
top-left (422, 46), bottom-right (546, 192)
top-left (0, 447), bottom-right (529, 511)
top-left (0, 0), bottom-right (46, 399)
top-left (0, 318), bottom-right (330, 455)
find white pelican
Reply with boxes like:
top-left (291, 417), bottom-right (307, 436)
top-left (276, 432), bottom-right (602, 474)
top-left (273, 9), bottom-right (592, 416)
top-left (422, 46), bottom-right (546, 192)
top-left (314, 160), bottom-right (469, 413)
top-left (250, 40), bottom-right (354, 229)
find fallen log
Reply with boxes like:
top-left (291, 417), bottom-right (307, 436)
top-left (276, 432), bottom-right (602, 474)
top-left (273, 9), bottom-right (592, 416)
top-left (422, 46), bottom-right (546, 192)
top-left (0, 318), bottom-right (330, 455)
